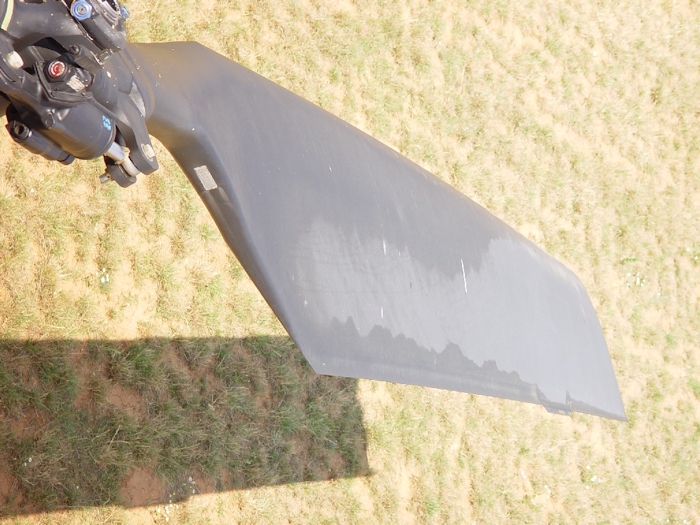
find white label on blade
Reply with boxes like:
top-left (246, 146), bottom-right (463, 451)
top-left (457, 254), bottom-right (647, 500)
top-left (194, 165), bottom-right (217, 191)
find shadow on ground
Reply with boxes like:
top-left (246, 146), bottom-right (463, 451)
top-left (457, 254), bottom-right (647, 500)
top-left (0, 337), bottom-right (369, 516)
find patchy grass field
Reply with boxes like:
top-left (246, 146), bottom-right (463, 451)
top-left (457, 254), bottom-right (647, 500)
top-left (1, 0), bottom-right (699, 523)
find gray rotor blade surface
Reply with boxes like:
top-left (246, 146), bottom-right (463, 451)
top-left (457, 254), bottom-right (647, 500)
top-left (124, 42), bottom-right (625, 421)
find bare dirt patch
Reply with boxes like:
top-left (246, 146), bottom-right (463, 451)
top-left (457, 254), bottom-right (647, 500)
top-left (7, 408), bottom-right (48, 440)
top-left (105, 384), bottom-right (146, 415)
top-left (120, 469), bottom-right (166, 507)
top-left (0, 470), bottom-right (23, 509)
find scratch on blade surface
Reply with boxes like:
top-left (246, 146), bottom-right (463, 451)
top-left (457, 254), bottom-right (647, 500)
top-left (461, 259), bottom-right (468, 294)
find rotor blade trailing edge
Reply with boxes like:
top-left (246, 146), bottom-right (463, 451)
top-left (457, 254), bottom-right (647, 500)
top-left (123, 42), bottom-right (625, 421)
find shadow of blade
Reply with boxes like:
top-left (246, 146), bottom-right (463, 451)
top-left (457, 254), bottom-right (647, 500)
top-left (0, 337), bottom-right (369, 515)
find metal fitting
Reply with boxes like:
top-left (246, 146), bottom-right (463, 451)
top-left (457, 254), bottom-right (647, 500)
top-left (105, 141), bottom-right (141, 178)
top-left (71, 0), bottom-right (93, 21)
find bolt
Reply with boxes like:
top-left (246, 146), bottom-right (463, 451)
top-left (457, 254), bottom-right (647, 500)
top-left (99, 173), bottom-right (113, 184)
top-left (42, 114), bottom-right (55, 128)
top-left (5, 52), bottom-right (24, 70)
top-left (141, 143), bottom-right (155, 161)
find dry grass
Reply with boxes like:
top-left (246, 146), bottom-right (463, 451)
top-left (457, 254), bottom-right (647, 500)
top-left (1, 0), bottom-right (699, 523)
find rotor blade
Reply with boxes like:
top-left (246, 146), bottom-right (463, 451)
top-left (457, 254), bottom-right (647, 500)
top-left (123, 42), bottom-right (625, 421)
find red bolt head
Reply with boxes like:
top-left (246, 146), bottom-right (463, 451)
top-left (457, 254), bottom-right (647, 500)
top-left (47, 60), bottom-right (67, 79)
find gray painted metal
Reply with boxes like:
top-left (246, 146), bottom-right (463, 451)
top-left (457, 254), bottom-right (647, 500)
top-left (125, 42), bottom-right (625, 420)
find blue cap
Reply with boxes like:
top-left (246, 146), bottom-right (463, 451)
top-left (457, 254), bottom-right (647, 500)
top-left (71, 0), bottom-right (93, 21)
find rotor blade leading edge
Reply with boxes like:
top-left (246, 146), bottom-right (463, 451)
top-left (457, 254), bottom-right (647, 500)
top-left (125, 42), bottom-right (625, 421)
